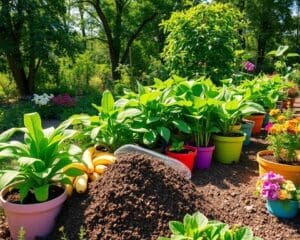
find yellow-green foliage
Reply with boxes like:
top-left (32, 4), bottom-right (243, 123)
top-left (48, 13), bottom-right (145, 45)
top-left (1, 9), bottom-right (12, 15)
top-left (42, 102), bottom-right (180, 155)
top-left (0, 73), bottom-right (17, 99)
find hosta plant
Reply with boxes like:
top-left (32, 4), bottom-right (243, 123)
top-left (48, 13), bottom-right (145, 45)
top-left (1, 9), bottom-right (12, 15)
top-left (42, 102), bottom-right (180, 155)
top-left (158, 211), bottom-right (261, 240)
top-left (0, 112), bottom-right (83, 202)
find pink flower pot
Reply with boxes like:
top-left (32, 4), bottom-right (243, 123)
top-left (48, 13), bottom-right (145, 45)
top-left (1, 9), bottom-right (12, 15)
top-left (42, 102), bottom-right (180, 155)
top-left (195, 145), bottom-right (215, 170)
top-left (0, 186), bottom-right (67, 240)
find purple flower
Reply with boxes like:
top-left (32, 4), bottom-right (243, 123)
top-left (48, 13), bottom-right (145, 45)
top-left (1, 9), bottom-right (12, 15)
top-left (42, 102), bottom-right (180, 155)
top-left (244, 61), bottom-right (255, 72)
top-left (262, 182), bottom-right (280, 200)
top-left (262, 172), bottom-right (284, 184)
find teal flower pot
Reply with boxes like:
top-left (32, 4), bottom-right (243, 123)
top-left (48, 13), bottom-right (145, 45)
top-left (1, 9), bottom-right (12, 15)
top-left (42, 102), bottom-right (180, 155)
top-left (241, 121), bottom-right (254, 146)
top-left (266, 200), bottom-right (299, 219)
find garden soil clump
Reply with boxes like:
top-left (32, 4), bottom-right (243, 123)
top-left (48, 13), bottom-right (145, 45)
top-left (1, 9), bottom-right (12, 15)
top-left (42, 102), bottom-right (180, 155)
top-left (49, 152), bottom-right (216, 240)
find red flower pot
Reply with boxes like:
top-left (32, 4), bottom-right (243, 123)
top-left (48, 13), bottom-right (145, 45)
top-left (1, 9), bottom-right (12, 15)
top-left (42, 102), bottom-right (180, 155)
top-left (165, 145), bottom-right (197, 171)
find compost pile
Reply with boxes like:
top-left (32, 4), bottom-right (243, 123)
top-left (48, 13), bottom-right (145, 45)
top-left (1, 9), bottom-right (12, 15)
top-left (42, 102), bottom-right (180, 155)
top-left (50, 152), bottom-right (216, 240)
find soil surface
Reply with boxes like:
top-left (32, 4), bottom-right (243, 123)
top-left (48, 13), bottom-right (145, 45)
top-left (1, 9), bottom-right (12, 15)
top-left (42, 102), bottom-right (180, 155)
top-left (0, 133), bottom-right (300, 240)
top-left (5, 185), bottom-right (64, 204)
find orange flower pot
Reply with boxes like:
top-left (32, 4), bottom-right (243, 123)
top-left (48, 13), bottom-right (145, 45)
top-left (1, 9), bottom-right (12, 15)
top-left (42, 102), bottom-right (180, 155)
top-left (245, 114), bottom-right (265, 135)
top-left (256, 150), bottom-right (300, 185)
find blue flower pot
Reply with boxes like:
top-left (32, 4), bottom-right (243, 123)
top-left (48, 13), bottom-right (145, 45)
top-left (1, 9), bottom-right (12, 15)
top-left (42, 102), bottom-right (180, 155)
top-left (266, 200), bottom-right (299, 219)
top-left (241, 121), bottom-right (254, 146)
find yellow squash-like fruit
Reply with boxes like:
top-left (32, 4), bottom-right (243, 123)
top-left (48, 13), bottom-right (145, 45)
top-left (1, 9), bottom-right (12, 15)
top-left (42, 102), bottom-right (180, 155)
top-left (93, 155), bottom-right (116, 166)
top-left (74, 173), bottom-right (88, 194)
top-left (82, 147), bottom-right (95, 173)
top-left (89, 172), bottom-right (101, 181)
top-left (65, 184), bottom-right (73, 197)
top-left (93, 151), bottom-right (114, 158)
top-left (63, 163), bottom-right (88, 173)
top-left (94, 164), bottom-right (107, 174)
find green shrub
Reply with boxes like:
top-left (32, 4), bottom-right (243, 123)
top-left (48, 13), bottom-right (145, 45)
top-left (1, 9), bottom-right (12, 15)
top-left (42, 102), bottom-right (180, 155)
top-left (161, 3), bottom-right (244, 83)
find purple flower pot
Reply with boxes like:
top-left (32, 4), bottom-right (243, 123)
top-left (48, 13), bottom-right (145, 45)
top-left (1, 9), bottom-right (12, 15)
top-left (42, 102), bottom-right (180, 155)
top-left (195, 145), bottom-right (215, 170)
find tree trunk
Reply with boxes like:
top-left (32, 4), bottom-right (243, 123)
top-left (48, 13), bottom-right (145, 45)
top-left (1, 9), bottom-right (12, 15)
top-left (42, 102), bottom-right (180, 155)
top-left (256, 35), bottom-right (266, 73)
top-left (6, 54), bottom-right (30, 96)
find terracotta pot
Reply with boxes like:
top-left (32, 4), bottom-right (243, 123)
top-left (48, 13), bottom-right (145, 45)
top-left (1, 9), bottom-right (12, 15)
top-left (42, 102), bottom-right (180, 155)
top-left (165, 145), bottom-right (197, 171)
top-left (212, 133), bottom-right (245, 164)
top-left (256, 150), bottom-right (300, 185)
top-left (0, 186), bottom-right (67, 240)
top-left (245, 114), bottom-right (265, 135)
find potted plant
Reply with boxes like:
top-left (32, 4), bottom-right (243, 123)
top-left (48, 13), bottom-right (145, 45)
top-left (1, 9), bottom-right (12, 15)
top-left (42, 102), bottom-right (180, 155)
top-left (0, 112), bottom-right (83, 240)
top-left (257, 113), bottom-right (300, 184)
top-left (256, 172), bottom-right (300, 219)
top-left (212, 88), bottom-right (264, 164)
top-left (165, 139), bottom-right (197, 171)
top-left (185, 97), bottom-right (219, 170)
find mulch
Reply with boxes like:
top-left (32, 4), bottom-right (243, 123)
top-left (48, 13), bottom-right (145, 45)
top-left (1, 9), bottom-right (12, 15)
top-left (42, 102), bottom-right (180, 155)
top-left (0, 132), bottom-right (300, 240)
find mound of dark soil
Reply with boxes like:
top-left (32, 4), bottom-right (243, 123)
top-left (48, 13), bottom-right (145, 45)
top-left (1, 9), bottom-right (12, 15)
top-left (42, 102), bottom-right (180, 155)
top-left (49, 152), bottom-right (215, 240)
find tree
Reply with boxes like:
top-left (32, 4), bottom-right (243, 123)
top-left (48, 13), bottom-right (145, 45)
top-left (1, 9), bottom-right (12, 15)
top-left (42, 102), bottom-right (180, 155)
top-left (215, 0), bottom-right (294, 72)
top-left (161, 3), bottom-right (244, 83)
top-left (0, 0), bottom-right (79, 96)
top-left (76, 0), bottom-right (189, 82)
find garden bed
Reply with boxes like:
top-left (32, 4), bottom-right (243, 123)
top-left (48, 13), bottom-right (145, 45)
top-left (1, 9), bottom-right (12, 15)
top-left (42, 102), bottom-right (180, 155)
top-left (0, 133), bottom-right (299, 240)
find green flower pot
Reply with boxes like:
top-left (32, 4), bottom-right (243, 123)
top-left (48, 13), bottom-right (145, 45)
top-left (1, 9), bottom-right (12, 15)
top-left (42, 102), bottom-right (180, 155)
top-left (212, 133), bottom-right (245, 164)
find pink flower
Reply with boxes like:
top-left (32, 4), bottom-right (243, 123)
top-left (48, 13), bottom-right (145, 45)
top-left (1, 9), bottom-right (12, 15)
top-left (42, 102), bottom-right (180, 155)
top-left (244, 61), bottom-right (255, 72)
top-left (265, 122), bottom-right (273, 132)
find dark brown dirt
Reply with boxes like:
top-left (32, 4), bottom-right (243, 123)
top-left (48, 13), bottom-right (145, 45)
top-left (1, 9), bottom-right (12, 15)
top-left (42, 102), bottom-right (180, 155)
top-left (0, 132), bottom-right (300, 240)
top-left (5, 185), bottom-right (64, 204)
top-left (48, 152), bottom-right (216, 240)
top-left (260, 153), bottom-right (300, 166)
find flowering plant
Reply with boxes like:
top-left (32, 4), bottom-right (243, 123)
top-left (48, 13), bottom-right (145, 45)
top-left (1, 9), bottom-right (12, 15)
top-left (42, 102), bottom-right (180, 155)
top-left (256, 172), bottom-right (300, 201)
top-left (266, 109), bottom-right (300, 163)
top-left (52, 94), bottom-right (77, 107)
top-left (244, 61), bottom-right (255, 72)
top-left (32, 93), bottom-right (54, 106)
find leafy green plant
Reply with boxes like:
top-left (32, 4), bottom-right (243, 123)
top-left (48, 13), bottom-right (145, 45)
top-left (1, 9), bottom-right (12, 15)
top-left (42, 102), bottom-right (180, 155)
top-left (213, 86), bottom-right (265, 136)
top-left (180, 78), bottom-right (220, 147)
top-left (159, 211), bottom-right (262, 240)
top-left (0, 112), bottom-right (83, 202)
top-left (119, 79), bottom-right (192, 148)
top-left (161, 3), bottom-right (244, 83)
top-left (72, 90), bottom-right (137, 152)
top-left (169, 140), bottom-right (184, 152)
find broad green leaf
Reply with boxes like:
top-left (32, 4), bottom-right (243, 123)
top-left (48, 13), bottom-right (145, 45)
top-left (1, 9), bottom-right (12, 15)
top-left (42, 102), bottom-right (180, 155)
top-left (0, 128), bottom-right (24, 142)
top-left (48, 157), bottom-right (73, 178)
top-left (275, 45), bottom-right (289, 57)
top-left (34, 184), bottom-right (49, 202)
top-left (172, 120), bottom-right (191, 133)
top-left (91, 126), bottom-right (101, 139)
top-left (59, 177), bottom-right (73, 185)
top-left (287, 53), bottom-right (299, 58)
top-left (18, 157), bottom-right (45, 170)
top-left (117, 108), bottom-right (142, 122)
top-left (63, 168), bottom-right (84, 177)
top-left (158, 127), bottom-right (171, 143)
top-left (101, 90), bottom-right (114, 114)
top-left (143, 131), bottom-right (157, 145)
top-left (194, 212), bottom-right (208, 227)
top-left (169, 221), bottom-right (185, 235)
top-left (233, 227), bottom-right (253, 240)
top-left (0, 148), bottom-right (16, 160)
top-left (19, 182), bottom-right (31, 202)
top-left (68, 144), bottom-right (82, 156)
top-left (0, 170), bottom-right (20, 189)
top-left (24, 112), bottom-right (44, 143)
